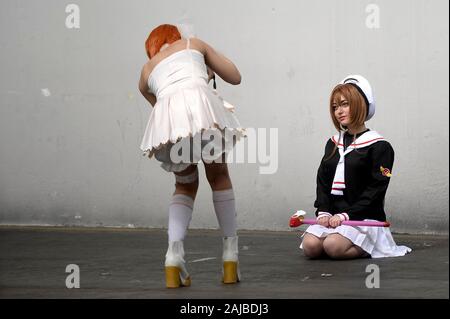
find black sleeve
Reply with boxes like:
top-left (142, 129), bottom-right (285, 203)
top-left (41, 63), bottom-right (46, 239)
top-left (314, 139), bottom-right (334, 216)
top-left (346, 141), bottom-right (395, 220)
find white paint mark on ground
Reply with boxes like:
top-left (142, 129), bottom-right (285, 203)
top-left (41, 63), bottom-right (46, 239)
top-left (301, 276), bottom-right (310, 281)
top-left (189, 257), bottom-right (217, 263)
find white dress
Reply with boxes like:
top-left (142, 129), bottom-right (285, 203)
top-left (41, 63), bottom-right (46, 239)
top-left (140, 39), bottom-right (246, 172)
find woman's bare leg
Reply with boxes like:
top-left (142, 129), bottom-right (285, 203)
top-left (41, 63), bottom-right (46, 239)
top-left (323, 234), bottom-right (368, 259)
top-left (174, 165), bottom-right (199, 199)
top-left (302, 233), bottom-right (326, 259)
top-left (204, 161), bottom-right (239, 283)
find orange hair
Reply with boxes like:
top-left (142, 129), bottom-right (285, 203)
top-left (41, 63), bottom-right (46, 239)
top-left (329, 83), bottom-right (367, 131)
top-left (324, 84), bottom-right (367, 161)
top-left (145, 24), bottom-right (181, 59)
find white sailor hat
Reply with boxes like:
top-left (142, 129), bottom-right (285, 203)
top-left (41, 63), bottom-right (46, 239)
top-left (340, 75), bottom-right (376, 121)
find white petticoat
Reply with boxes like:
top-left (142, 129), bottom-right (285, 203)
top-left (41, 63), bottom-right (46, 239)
top-left (300, 221), bottom-right (412, 258)
top-left (152, 126), bottom-right (242, 172)
top-left (140, 81), bottom-right (246, 173)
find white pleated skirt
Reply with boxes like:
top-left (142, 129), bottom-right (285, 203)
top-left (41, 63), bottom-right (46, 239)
top-left (300, 221), bottom-right (412, 258)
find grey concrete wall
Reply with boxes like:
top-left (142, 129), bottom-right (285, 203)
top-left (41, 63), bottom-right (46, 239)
top-left (0, 0), bottom-right (448, 234)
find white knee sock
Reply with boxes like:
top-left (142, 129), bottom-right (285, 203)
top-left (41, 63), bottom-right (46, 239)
top-left (213, 189), bottom-right (237, 237)
top-left (168, 194), bottom-right (194, 242)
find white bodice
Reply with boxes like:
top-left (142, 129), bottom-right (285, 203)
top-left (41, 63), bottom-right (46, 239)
top-left (147, 49), bottom-right (208, 98)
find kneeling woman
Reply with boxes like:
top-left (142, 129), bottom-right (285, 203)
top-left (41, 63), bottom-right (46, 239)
top-left (301, 75), bottom-right (411, 259)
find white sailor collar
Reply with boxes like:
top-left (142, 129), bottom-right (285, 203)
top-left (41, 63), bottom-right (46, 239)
top-left (331, 130), bottom-right (385, 150)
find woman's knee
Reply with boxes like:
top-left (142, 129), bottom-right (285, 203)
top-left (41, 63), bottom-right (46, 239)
top-left (323, 235), bottom-right (349, 259)
top-left (204, 163), bottom-right (231, 190)
top-left (174, 165), bottom-right (199, 196)
top-left (302, 235), bottom-right (323, 258)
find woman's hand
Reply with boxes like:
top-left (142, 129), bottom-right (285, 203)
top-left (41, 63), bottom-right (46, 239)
top-left (317, 216), bottom-right (330, 227)
top-left (207, 66), bottom-right (215, 83)
top-left (329, 215), bottom-right (343, 228)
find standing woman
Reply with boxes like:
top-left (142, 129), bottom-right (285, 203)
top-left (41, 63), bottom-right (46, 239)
top-left (301, 75), bottom-right (411, 259)
top-left (138, 24), bottom-right (246, 287)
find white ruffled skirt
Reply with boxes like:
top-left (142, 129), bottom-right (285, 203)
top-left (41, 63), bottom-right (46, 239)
top-left (300, 221), bottom-right (412, 258)
top-left (140, 81), bottom-right (246, 173)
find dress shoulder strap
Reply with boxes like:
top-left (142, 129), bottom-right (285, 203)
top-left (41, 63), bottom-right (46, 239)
top-left (186, 38), bottom-right (194, 75)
